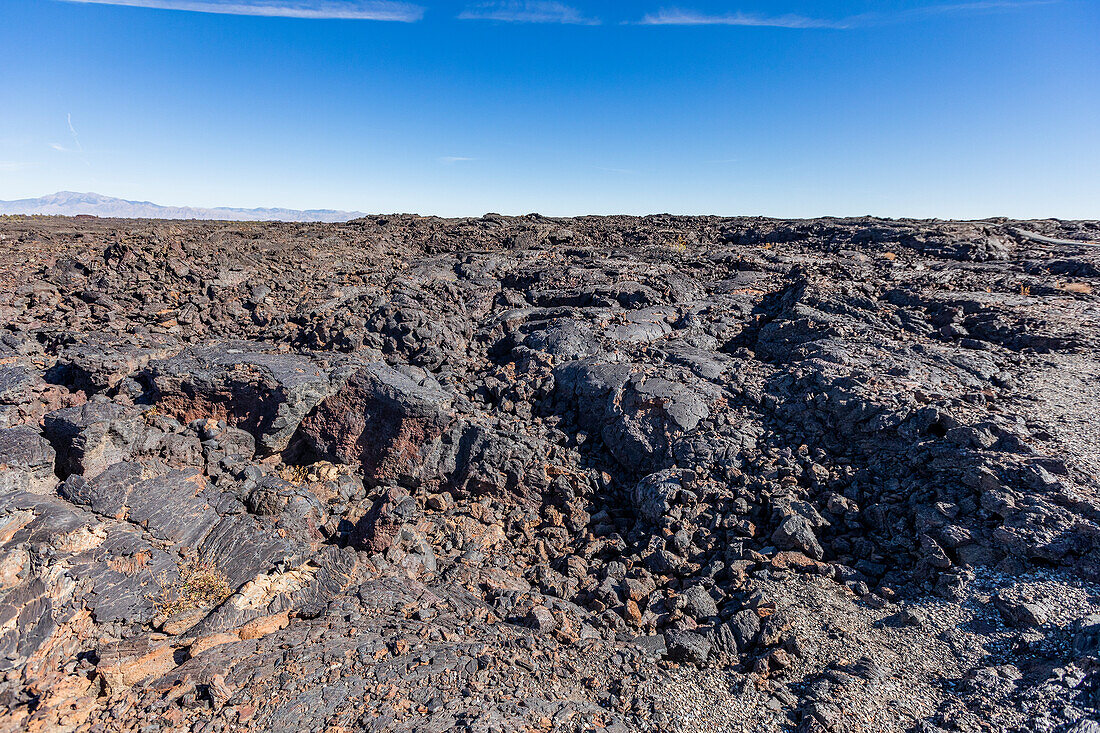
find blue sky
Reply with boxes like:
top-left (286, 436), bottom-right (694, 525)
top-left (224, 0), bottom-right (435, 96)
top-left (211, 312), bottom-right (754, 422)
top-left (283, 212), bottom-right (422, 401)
top-left (0, 0), bottom-right (1096, 217)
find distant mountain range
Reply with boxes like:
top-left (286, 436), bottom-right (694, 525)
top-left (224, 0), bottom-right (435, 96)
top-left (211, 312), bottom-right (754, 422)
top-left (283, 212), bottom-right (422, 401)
top-left (0, 192), bottom-right (366, 223)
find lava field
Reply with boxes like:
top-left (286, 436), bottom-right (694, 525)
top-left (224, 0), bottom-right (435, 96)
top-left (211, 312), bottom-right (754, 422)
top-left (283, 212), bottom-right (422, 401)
top-left (1, 214), bottom-right (1099, 733)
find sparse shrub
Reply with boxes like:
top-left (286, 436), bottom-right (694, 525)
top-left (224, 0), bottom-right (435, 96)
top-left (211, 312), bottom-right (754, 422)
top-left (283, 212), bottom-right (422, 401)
top-left (151, 559), bottom-right (232, 617)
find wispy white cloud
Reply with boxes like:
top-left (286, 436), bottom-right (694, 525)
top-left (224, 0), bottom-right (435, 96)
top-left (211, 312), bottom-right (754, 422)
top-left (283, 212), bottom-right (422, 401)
top-left (637, 1), bottom-right (1055, 28)
top-left (66, 113), bottom-right (85, 154)
top-left (639, 9), bottom-right (843, 28)
top-left (439, 156), bottom-right (475, 164)
top-left (0, 162), bottom-right (36, 172)
top-left (50, 114), bottom-right (91, 165)
top-left (459, 1), bottom-right (599, 25)
top-left (904, 1), bottom-right (1057, 18)
top-left (56, 0), bottom-right (425, 21)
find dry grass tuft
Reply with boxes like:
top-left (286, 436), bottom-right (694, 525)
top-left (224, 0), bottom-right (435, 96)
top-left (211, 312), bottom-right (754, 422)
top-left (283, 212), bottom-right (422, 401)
top-left (277, 461), bottom-right (345, 485)
top-left (151, 559), bottom-right (232, 617)
top-left (278, 464), bottom-right (312, 485)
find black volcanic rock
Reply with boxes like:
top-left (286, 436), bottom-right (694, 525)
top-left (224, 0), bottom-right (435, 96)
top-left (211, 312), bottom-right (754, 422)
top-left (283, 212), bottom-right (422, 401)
top-left (147, 343), bottom-right (335, 453)
top-left (0, 213), bottom-right (1098, 732)
top-left (0, 425), bottom-right (56, 494)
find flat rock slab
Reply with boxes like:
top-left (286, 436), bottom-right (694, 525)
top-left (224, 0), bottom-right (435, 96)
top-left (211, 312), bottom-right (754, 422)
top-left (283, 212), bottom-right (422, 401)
top-left (61, 463), bottom-right (218, 546)
top-left (57, 333), bottom-right (180, 392)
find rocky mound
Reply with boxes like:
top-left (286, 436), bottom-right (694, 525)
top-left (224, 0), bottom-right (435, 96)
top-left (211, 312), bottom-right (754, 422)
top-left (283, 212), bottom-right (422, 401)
top-left (0, 214), bottom-right (1099, 733)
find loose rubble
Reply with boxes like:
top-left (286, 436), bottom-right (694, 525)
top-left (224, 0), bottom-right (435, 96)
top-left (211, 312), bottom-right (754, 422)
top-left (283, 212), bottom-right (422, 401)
top-left (0, 213), bottom-right (1098, 732)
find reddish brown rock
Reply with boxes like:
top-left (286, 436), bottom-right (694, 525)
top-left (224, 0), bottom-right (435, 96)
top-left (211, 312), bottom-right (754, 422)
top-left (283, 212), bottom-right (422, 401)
top-left (296, 362), bottom-right (452, 484)
top-left (96, 636), bottom-right (182, 694)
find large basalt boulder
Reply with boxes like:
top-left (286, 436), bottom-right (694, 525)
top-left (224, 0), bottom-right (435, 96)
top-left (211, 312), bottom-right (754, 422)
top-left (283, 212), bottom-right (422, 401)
top-left (554, 359), bottom-right (634, 426)
top-left (771, 515), bottom-right (824, 561)
top-left (0, 426), bottom-right (57, 495)
top-left (604, 375), bottom-right (709, 473)
top-left (0, 365), bottom-right (37, 406)
top-left (420, 422), bottom-right (552, 504)
top-left (522, 319), bottom-right (601, 361)
top-left (555, 360), bottom-right (710, 474)
top-left (296, 362), bottom-right (453, 484)
top-left (43, 403), bottom-right (152, 478)
top-left (147, 343), bottom-right (335, 454)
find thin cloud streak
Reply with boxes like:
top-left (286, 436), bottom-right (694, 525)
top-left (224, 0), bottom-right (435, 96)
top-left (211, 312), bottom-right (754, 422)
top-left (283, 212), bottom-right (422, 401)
top-left (639, 9), bottom-right (844, 28)
top-left (637, 1), bottom-right (1056, 28)
top-left (907, 1), bottom-right (1057, 17)
top-left (439, 156), bottom-right (475, 164)
top-left (56, 0), bottom-right (425, 21)
top-left (50, 114), bottom-right (92, 166)
top-left (67, 113), bottom-right (85, 153)
top-left (0, 162), bottom-right (36, 172)
top-left (459, 2), bottom-right (599, 25)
